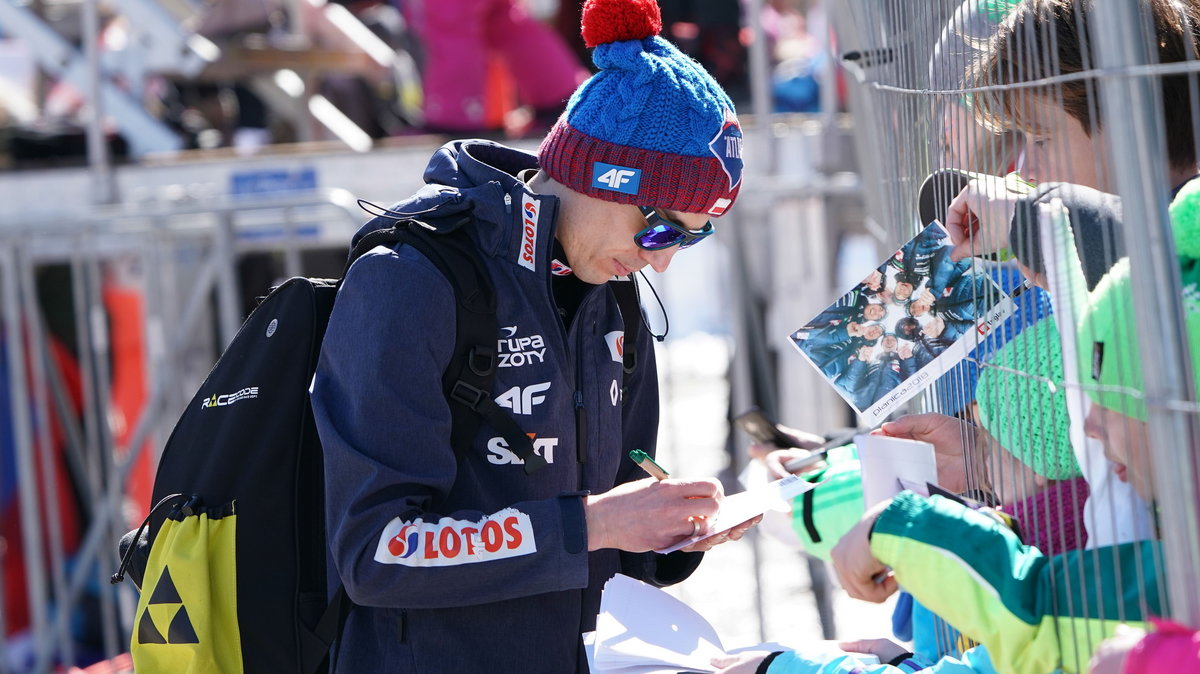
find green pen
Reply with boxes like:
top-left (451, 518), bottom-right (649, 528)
top-left (628, 449), bottom-right (670, 480)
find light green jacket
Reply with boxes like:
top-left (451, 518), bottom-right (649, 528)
top-left (871, 492), bottom-right (1161, 674)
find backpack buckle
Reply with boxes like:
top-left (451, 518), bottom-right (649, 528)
top-left (468, 345), bottom-right (496, 377)
top-left (450, 381), bottom-right (487, 409)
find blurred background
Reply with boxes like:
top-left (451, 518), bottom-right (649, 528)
top-left (1, 0), bottom-right (1198, 672)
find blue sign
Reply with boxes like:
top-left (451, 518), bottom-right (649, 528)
top-left (230, 167), bottom-right (317, 198)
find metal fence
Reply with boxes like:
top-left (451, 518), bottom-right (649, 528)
top-left (820, 0), bottom-right (1200, 668)
top-left (0, 192), bottom-right (363, 672)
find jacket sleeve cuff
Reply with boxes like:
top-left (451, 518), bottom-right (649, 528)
top-left (558, 492), bottom-right (589, 555)
top-left (869, 491), bottom-right (930, 566)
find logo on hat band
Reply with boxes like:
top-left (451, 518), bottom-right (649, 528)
top-left (592, 162), bottom-right (642, 195)
top-left (709, 108), bottom-right (743, 192)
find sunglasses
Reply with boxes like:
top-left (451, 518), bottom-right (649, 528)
top-left (634, 206), bottom-right (714, 251)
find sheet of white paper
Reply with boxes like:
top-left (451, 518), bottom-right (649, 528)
top-left (856, 433), bottom-right (937, 508)
top-left (590, 575), bottom-right (791, 673)
top-left (585, 631), bottom-right (693, 674)
top-left (655, 474), bottom-right (815, 554)
top-left (593, 575), bottom-right (726, 672)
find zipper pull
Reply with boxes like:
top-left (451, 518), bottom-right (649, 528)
top-left (504, 192), bottom-right (512, 214)
top-left (574, 390), bottom-right (587, 464)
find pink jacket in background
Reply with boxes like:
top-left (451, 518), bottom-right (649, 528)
top-left (1123, 618), bottom-right (1200, 674)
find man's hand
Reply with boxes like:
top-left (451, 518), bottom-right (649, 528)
top-left (584, 477), bottom-right (722, 552)
top-left (746, 424), bottom-right (826, 479)
top-left (711, 650), bottom-right (775, 673)
top-left (830, 500), bottom-right (897, 603)
top-left (946, 177), bottom-right (1022, 262)
top-left (839, 638), bottom-right (909, 664)
top-left (681, 514), bottom-right (762, 553)
top-left (875, 413), bottom-right (983, 494)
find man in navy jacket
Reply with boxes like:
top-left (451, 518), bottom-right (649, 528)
top-left (309, 1), bottom-right (754, 671)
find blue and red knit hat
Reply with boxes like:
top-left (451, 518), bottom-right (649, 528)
top-left (537, 0), bottom-right (743, 217)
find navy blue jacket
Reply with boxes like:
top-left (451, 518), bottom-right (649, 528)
top-left (310, 140), bottom-right (699, 673)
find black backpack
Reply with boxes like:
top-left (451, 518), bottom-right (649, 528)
top-left (112, 215), bottom-right (640, 673)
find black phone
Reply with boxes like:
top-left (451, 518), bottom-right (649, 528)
top-left (734, 407), bottom-right (801, 448)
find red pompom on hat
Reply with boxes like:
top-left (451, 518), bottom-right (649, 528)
top-left (581, 0), bottom-right (662, 48)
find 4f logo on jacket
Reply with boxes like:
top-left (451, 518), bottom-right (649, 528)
top-left (495, 382), bottom-right (551, 415)
top-left (374, 509), bottom-right (537, 567)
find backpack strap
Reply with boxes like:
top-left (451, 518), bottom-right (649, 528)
top-left (302, 584), bottom-right (349, 674)
top-left (345, 220), bottom-right (546, 475)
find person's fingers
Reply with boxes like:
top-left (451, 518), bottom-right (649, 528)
top-left (726, 515), bottom-right (762, 541)
top-left (944, 188), bottom-right (975, 245)
top-left (665, 478), bottom-right (724, 500)
top-left (747, 442), bottom-right (772, 461)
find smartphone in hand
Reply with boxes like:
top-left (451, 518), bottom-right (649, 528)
top-left (734, 407), bottom-right (802, 448)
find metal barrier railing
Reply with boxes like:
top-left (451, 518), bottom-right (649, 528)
top-left (0, 190), bottom-right (363, 673)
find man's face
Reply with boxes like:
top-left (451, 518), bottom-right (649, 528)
top-left (862, 324), bottom-right (884, 341)
top-left (882, 335), bottom-right (898, 351)
top-left (1085, 403), bottom-right (1154, 500)
top-left (909, 301), bottom-right (931, 317)
top-left (863, 303), bottom-right (885, 322)
top-left (894, 282), bottom-right (914, 301)
top-left (553, 189), bottom-right (708, 284)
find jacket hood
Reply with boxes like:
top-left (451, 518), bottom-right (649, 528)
top-left (352, 140), bottom-right (543, 248)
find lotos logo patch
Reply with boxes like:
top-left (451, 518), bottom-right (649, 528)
top-left (375, 509), bottom-right (537, 566)
top-left (604, 331), bottom-right (624, 364)
top-left (518, 197), bottom-right (540, 271)
top-left (708, 108), bottom-right (743, 193)
top-left (592, 162), bottom-right (642, 195)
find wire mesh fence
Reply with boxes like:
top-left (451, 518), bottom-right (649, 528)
top-left (2, 0), bottom-right (1199, 672)
top-left (817, 0), bottom-right (1200, 671)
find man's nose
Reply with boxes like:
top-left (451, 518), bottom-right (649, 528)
top-left (640, 245), bottom-right (680, 274)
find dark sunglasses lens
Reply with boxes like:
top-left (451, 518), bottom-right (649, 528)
top-left (637, 224), bottom-right (686, 250)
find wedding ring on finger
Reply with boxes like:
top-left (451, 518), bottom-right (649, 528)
top-left (689, 517), bottom-right (701, 537)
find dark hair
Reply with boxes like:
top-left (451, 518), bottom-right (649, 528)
top-left (895, 316), bottom-right (922, 340)
top-left (972, 0), bottom-right (1200, 169)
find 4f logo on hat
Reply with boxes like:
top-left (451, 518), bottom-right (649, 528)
top-left (593, 162), bottom-right (642, 195)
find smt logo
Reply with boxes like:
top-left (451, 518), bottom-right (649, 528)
top-left (200, 386), bottom-right (259, 409)
top-left (518, 197), bottom-right (540, 271)
top-left (497, 327), bottom-right (547, 368)
top-left (487, 434), bottom-right (559, 465)
top-left (374, 509), bottom-right (537, 567)
top-left (495, 382), bottom-right (551, 415)
top-left (603, 331), bottom-right (624, 363)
